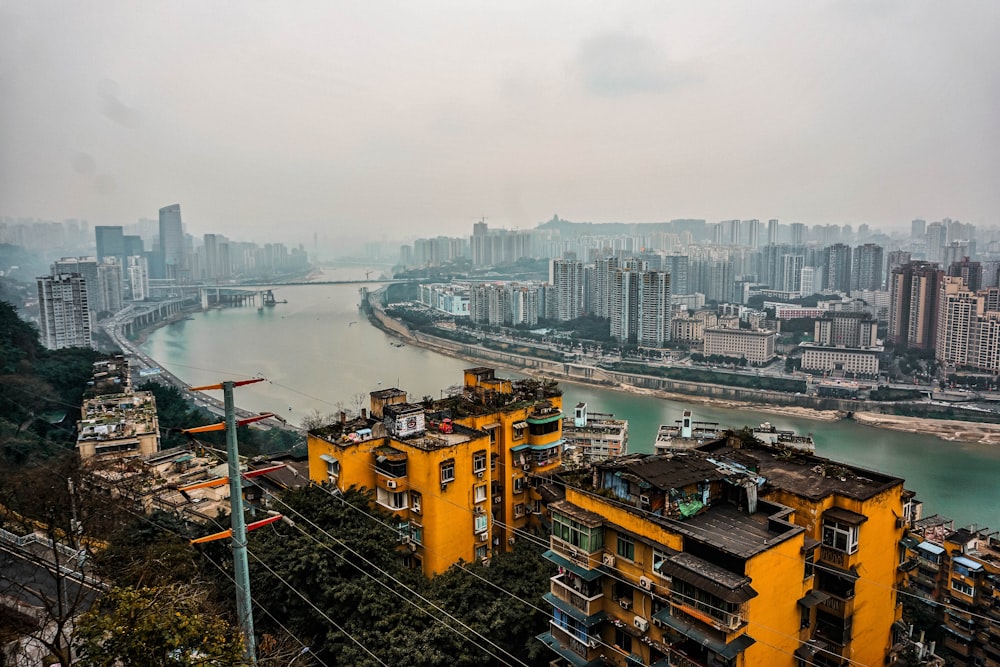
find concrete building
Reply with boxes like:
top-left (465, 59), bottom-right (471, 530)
top-left (670, 316), bottom-right (705, 343)
top-left (824, 243), bottom-right (852, 293)
top-left (126, 255), bottom-right (150, 302)
top-left (77, 391), bottom-right (160, 460)
top-left (851, 243), bottom-right (884, 293)
top-left (36, 273), bottom-right (92, 350)
top-left (561, 402), bottom-right (628, 466)
top-left (552, 259), bottom-right (585, 321)
top-left (703, 328), bottom-right (776, 365)
top-left (800, 345), bottom-right (882, 377)
top-left (538, 440), bottom-right (907, 667)
top-left (637, 271), bottom-right (672, 347)
top-left (888, 261), bottom-right (943, 350)
top-left (308, 367), bottom-right (563, 576)
top-left (158, 203), bottom-right (187, 282)
top-left (813, 312), bottom-right (878, 348)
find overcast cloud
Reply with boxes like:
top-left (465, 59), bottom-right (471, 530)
top-left (1, 1), bottom-right (997, 243)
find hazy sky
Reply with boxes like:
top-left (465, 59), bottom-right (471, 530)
top-left (2, 1), bottom-right (998, 243)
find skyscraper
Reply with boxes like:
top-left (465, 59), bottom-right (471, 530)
top-left (851, 243), bottom-right (884, 293)
top-left (550, 259), bottom-right (584, 321)
top-left (824, 243), bottom-right (852, 293)
top-left (159, 203), bottom-right (186, 282)
top-left (767, 218), bottom-right (779, 245)
top-left (637, 271), bottom-right (672, 346)
top-left (888, 261), bottom-right (942, 350)
top-left (37, 274), bottom-right (92, 350)
top-left (95, 226), bottom-right (125, 265)
top-left (52, 257), bottom-right (98, 313)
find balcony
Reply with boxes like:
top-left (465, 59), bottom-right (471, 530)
top-left (670, 591), bottom-right (745, 632)
top-left (545, 621), bottom-right (598, 660)
top-left (550, 536), bottom-right (601, 571)
top-left (817, 593), bottom-right (855, 618)
top-left (551, 573), bottom-right (604, 617)
top-left (818, 546), bottom-right (859, 570)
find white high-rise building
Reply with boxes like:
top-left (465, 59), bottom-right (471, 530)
top-left (127, 256), bottom-right (150, 301)
top-left (550, 259), bottom-right (584, 321)
top-left (637, 271), bottom-right (672, 346)
top-left (37, 274), bottom-right (93, 350)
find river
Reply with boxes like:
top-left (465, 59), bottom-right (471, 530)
top-left (140, 268), bottom-right (1000, 530)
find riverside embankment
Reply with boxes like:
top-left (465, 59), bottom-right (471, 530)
top-left (367, 297), bottom-right (1000, 446)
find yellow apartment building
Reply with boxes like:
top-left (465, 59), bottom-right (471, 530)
top-left (540, 437), bottom-right (907, 667)
top-left (307, 367), bottom-right (562, 576)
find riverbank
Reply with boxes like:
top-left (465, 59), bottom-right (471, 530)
top-left (367, 302), bottom-right (1000, 445)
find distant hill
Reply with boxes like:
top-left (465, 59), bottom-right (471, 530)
top-left (535, 216), bottom-right (707, 239)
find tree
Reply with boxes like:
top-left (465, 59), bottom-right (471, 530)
top-left (74, 585), bottom-right (245, 667)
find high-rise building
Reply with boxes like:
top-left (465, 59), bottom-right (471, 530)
top-left (911, 218), bottom-right (926, 240)
top-left (610, 269), bottom-right (640, 343)
top-left (95, 226), bottom-right (125, 266)
top-left (127, 256), bottom-right (149, 301)
top-left (935, 276), bottom-right (980, 370)
top-left (926, 222), bottom-right (946, 263)
top-left (888, 261), bottom-right (943, 350)
top-left (52, 256), bottom-right (98, 313)
top-left (96, 260), bottom-right (124, 315)
top-left (767, 218), bottom-right (779, 245)
top-left (886, 250), bottom-right (911, 288)
top-left (663, 254), bottom-right (689, 296)
top-left (947, 256), bottom-right (983, 292)
top-left (551, 259), bottom-right (584, 321)
top-left (851, 243), bottom-right (884, 293)
top-left (158, 203), bottom-right (186, 282)
top-left (745, 219), bottom-right (760, 249)
top-left (36, 273), bottom-right (92, 350)
top-left (592, 256), bottom-right (620, 319)
top-left (824, 243), bottom-right (852, 293)
top-left (790, 222), bottom-right (806, 246)
top-left (637, 271), bottom-right (672, 347)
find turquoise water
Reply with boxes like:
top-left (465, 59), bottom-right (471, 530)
top-left (141, 273), bottom-right (1000, 530)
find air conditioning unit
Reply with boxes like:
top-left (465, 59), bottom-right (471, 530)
top-left (476, 532), bottom-right (488, 542)
top-left (651, 617), bottom-right (664, 629)
top-left (633, 616), bottom-right (649, 633)
top-left (602, 553), bottom-right (616, 567)
top-left (639, 494), bottom-right (651, 507)
top-left (400, 535), bottom-right (411, 544)
top-left (480, 557), bottom-right (491, 566)
top-left (639, 576), bottom-right (654, 592)
top-left (408, 542), bottom-right (417, 552)
top-left (386, 479), bottom-right (397, 489)
top-left (441, 483), bottom-right (448, 491)
top-left (494, 496), bottom-right (502, 504)
top-left (619, 598), bottom-right (632, 610)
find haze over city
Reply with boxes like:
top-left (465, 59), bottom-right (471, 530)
top-left (2, 1), bottom-right (998, 244)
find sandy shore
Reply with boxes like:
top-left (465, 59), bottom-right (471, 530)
top-left (851, 412), bottom-right (1000, 445)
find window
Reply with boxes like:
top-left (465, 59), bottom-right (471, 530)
top-left (616, 534), bottom-right (635, 561)
top-left (475, 545), bottom-right (488, 560)
top-left (551, 512), bottom-right (604, 552)
top-left (614, 627), bottom-right (632, 652)
top-left (474, 514), bottom-right (488, 533)
top-left (804, 548), bottom-right (815, 579)
top-left (513, 423), bottom-right (527, 440)
top-left (410, 523), bottom-right (423, 545)
top-left (514, 503), bottom-right (525, 518)
top-left (513, 476), bottom-right (525, 494)
top-left (440, 459), bottom-right (455, 484)
top-left (951, 579), bottom-right (974, 596)
top-left (653, 547), bottom-right (670, 574)
top-left (485, 426), bottom-right (497, 444)
top-left (473, 450), bottom-right (487, 473)
top-left (474, 484), bottom-right (487, 503)
top-left (491, 453), bottom-right (498, 471)
top-left (321, 455), bottom-right (340, 479)
top-left (376, 488), bottom-right (408, 510)
top-left (410, 491), bottom-right (422, 513)
top-left (822, 520), bottom-right (859, 554)
top-left (800, 606), bottom-right (811, 630)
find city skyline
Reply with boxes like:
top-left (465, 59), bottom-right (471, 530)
top-left (2, 2), bottom-right (998, 243)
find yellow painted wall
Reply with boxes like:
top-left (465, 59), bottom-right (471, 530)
top-left (743, 536), bottom-right (807, 667)
top-left (765, 485), bottom-right (904, 665)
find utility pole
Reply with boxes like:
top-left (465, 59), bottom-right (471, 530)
top-left (186, 378), bottom-right (269, 666)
